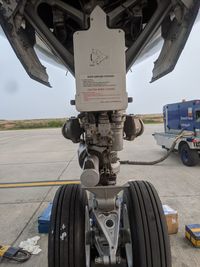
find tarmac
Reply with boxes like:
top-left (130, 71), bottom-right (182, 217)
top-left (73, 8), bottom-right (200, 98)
top-left (0, 124), bottom-right (200, 266)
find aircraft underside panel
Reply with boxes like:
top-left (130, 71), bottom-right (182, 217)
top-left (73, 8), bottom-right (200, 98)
top-left (0, 0), bottom-right (199, 86)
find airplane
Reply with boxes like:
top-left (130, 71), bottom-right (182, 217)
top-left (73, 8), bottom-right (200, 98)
top-left (0, 1), bottom-right (199, 86)
top-left (0, 1), bottom-right (199, 267)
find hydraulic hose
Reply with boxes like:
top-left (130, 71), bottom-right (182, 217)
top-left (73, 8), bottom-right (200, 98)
top-left (120, 130), bottom-right (188, 166)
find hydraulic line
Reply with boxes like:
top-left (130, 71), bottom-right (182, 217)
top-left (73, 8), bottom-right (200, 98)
top-left (120, 130), bottom-right (188, 166)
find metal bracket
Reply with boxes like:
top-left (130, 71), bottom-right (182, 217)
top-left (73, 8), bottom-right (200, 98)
top-left (85, 186), bottom-right (127, 265)
top-left (86, 186), bottom-right (125, 211)
top-left (93, 210), bottom-right (121, 265)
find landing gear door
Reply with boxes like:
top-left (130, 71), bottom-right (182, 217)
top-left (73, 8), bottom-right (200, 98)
top-left (73, 6), bottom-right (128, 112)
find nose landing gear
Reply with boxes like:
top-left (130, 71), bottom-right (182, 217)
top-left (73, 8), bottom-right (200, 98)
top-left (48, 6), bottom-right (171, 267)
top-left (48, 181), bottom-right (171, 267)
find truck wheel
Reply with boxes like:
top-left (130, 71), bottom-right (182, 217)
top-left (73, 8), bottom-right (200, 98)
top-left (124, 181), bottom-right (171, 267)
top-left (48, 184), bottom-right (87, 267)
top-left (179, 143), bottom-right (199, 166)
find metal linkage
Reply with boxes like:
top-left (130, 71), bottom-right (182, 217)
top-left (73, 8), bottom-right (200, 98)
top-left (107, 0), bottom-right (139, 27)
top-left (86, 186), bottom-right (125, 265)
top-left (34, 0), bottom-right (88, 29)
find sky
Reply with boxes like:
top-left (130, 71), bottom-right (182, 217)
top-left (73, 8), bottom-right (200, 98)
top-left (0, 16), bottom-right (199, 120)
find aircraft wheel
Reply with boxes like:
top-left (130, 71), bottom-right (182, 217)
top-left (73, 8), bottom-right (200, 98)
top-left (124, 181), bottom-right (171, 267)
top-left (48, 184), bottom-right (87, 267)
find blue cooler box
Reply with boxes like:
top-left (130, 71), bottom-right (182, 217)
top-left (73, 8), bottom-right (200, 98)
top-left (38, 203), bottom-right (52, 233)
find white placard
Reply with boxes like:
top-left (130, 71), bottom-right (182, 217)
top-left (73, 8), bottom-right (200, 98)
top-left (73, 6), bottom-right (128, 112)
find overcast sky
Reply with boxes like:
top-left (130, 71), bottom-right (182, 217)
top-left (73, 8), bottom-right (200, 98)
top-left (0, 16), bottom-right (199, 120)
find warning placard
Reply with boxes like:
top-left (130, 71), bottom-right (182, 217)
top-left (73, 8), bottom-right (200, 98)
top-left (74, 7), bottom-right (128, 112)
top-left (79, 74), bottom-right (122, 104)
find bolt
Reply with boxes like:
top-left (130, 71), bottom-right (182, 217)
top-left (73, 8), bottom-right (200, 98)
top-left (116, 256), bottom-right (121, 264)
top-left (95, 257), bottom-right (103, 264)
top-left (106, 219), bottom-right (114, 228)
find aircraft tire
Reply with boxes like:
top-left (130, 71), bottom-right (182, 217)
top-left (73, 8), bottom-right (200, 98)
top-left (124, 180), bottom-right (172, 267)
top-left (48, 184), bottom-right (87, 267)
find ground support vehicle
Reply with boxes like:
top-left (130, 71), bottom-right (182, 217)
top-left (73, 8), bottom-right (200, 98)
top-left (154, 131), bottom-right (200, 166)
top-left (154, 100), bottom-right (200, 166)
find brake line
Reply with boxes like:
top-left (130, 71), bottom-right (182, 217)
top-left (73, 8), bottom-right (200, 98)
top-left (120, 131), bottom-right (188, 166)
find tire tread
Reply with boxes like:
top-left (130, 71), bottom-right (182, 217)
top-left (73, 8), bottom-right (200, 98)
top-left (48, 184), bottom-right (86, 267)
top-left (125, 180), bottom-right (171, 267)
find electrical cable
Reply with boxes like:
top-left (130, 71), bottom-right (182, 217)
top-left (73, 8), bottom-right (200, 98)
top-left (0, 245), bottom-right (31, 263)
top-left (120, 130), bottom-right (189, 166)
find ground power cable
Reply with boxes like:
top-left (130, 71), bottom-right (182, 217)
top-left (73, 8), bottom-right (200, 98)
top-left (120, 130), bottom-right (189, 166)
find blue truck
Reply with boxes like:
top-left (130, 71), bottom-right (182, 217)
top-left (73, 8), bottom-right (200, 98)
top-left (154, 100), bottom-right (200, 166)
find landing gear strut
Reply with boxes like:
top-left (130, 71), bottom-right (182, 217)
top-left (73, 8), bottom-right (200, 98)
top-left (48, 6), bottom-right (171, 267)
